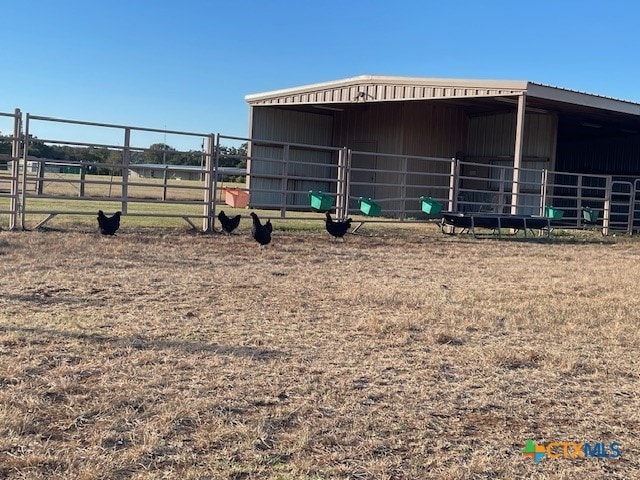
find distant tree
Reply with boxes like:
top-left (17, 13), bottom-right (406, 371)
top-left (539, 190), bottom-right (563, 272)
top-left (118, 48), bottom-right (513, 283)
top-left (0, 135), bottom-right (249, 175)
top-left (92, 149), bottom-right (124, 176)
top-left (219, 143), bottom-right (248, 168)
top-left (0, 132), bottom-right (11, 155)
top-left (0, 133), bottom-right (9, 170)
top-left (80, 147), bottom-right (108, 174)
top-left (174, 150), bottom-right (204, 166)
top-left (27, 138), bottom-right (66, 160)
top-left (140, 142), bottom-right (247, 169)
top-left (144, 143), bottom-right (177, 164)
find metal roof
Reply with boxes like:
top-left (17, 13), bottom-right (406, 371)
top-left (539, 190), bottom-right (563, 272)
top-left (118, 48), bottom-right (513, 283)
top-left (246, 75), bottom-right (640, 117)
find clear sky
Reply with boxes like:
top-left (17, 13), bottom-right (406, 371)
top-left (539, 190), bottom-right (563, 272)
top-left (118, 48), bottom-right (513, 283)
top-left (2, 0), bottom-right (639, 150)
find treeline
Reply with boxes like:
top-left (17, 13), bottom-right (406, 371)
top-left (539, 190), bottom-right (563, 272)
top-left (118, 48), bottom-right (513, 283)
top-left (0, 134), bottom-right (247, 175)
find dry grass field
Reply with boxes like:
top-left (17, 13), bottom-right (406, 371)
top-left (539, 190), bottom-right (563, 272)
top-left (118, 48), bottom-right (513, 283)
top-left (0, 222), bottom-right (639, 479)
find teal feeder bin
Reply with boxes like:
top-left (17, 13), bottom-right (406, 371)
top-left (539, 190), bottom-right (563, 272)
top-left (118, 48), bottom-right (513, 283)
top-left (582, 206), bottom-right (599, 224)
top-left (420, 196), bottom-right (443, 217)
top-left (309, 191), bottom-right (334, 213)
top-left (359, 197), bottom-right (382, 217)
top-left (545, 206), bottom-right (564, 220)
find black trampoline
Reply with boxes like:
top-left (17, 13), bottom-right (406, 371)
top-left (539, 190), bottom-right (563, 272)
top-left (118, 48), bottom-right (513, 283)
top-left (441, 212), bottom-right (552, 238)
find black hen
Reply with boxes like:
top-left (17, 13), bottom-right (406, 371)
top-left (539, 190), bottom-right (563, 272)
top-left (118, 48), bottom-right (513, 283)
top-left (250, 212), bottom-right (272, 247)
top-left (97, 210), bottom-right (121, 236)
top-left (218, 210), bottom-right (241, 234)
top-left (325, 212), bottom-right (352, 240)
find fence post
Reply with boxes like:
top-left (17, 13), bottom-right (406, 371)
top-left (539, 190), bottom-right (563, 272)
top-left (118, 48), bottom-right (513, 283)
top-left (36, 160), bottom-right (45, 195)
top-left (633, 180), bottom-right (640, 237)
top-left (448, 158), bottom-right (458, 212)
top-left (202, 134), bottom-right (215, 232)
top-left (212, 134), bottom-right (220, 230)
top-left (345, 149), bottom-right (353, 216)
top-left (162, 166), bottom-right (169, 201)
top-left (280, 144), bottom-right (289, 218)
top-left (602, 176), bottom-right (612, 236)
top-left (9, 108), bottom-right (21, 230)
top-left (79, 164), bottom-right (86, 198)
top-left (20, 113), bottom-right (31, 230)
top-left (576, 174), bottom-right (583, 228)
top-left (539, 169), bottom-right (548, 216)
top-left (122, 128), bottom-right (130, 214)
top-left (336, 147), bottom-right (347, 219)
top-left (400, 156), bottom-right (408, 220)
top-left (627, 182), bottom-right (635, 236)
top-left (498, 166), bottom-right (506, 213)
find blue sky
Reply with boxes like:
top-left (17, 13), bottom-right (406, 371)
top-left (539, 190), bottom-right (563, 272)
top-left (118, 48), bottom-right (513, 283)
top-left (2, 0), bottom-right (639, 150)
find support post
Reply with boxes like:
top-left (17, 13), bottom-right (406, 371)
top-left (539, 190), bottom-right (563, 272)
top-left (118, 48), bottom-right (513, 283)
top-left (511, 93), bottom-right (526, 215)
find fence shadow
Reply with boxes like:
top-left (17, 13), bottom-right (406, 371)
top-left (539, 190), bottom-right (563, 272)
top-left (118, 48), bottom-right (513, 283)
top-left (0, 324), bottom-right (283, 360)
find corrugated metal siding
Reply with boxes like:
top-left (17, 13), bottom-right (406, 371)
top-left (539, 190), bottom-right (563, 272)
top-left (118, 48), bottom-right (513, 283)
top-left (249, 108), bottom-right (335, 207)
top-left (401, 102), bottom-right (466, 211)
top-left (557, 134), bottom-right (640, 175)
top-left (464, 113), bottom-right (556, 215)
top-left (467, 112), bottom-right (556, 159)
top-left (251, 107), bottom-right (333, 144)
top-left (332, 102), bottom-right (465, 213)
top-left (523, 113), bottom-right (557, 159)
top-left (248, 84), bottom-right (524, 105)
top-left (334, 103), bottom-right (404, 153)
top-left (467, 113), bottom-right (515, 157)
top-left (349, 142), bottom-right (377, 201)
top-left (333, 102), bottom-right (465, 157)
top-left (247, 77), bottom-right (526, 106)
top-left (401, 102), bottom-right (467, 157)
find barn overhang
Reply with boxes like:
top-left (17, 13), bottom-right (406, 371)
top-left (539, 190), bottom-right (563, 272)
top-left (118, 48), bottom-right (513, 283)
top-left (246, 75), bottom-right (640, 134)
top-left (245, 76), bottom-right (640, 220)
top-left (246, 75), bottom-right (640, 182)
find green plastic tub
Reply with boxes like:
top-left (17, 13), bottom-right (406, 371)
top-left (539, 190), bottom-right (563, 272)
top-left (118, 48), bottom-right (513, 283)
top-left (420, 196), bottom-right (443, 217)
top-left (309, 191), bottom-right (334, 212)
top-left (582, 207), bottom-right (599, 224)
top-left (359, 197), bottom-right (382, 217)
top-left (545, 206), bottom-right (564, 220)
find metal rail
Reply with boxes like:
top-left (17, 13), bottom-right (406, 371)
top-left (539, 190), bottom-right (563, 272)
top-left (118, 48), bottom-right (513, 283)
top-left (3, 109), bottom-right (640, 235)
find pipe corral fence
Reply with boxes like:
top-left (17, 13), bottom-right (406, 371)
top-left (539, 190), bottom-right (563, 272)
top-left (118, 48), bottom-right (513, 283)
top-left (2, 108), bottom-right (640, 235)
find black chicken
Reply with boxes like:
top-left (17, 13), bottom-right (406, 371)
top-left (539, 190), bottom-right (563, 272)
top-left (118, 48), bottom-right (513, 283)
top-left (218, 210), bottom-right (241, 234)
top-left (325, 212), bottom-right (352, 240)
top-left (250, 212), bottom-right (272, 247)
top-left (97, 210), bottom-right (121, 236)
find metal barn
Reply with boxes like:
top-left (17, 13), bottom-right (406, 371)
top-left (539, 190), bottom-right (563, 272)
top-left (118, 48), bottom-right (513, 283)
top-left (245, 75), bottom-right (640, 225)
